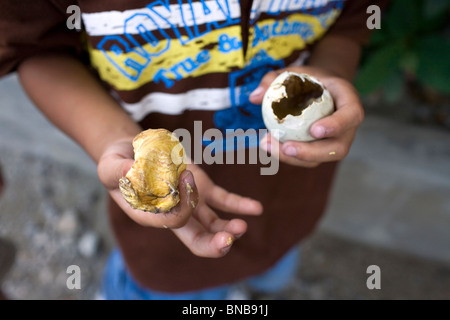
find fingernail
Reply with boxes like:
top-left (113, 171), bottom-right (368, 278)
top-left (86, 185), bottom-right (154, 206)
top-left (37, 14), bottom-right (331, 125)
top-left (283, 146), bottom-right (297, 157)
top-left (250, 86), bottom-right (264, 99)
top-left (235, 233), bottom-right (244, 239)
top-left (221, 246), bottom-right (232, 254)
top-left (182, 171), bottom-right (196, 188)
top-left (312, 126), bottom-right (326, 139)
top-left (221, 237), bottom-right (234, 254)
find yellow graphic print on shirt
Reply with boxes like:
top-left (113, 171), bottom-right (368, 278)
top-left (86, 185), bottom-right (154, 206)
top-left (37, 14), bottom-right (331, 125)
top-left (81, 0), bottom-right (344, 138)
top-left (84, 0), bottom-right (343, 92)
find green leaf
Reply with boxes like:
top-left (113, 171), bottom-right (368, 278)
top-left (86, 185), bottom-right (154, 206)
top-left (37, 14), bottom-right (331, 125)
top-left (399, 51), bottom-right (419, 74)
top-left (367, 27), bottom-right (391, 47)
top-left (415, 35), bottom-right (450, 93)
top-left (355, 41), bottom-right (404, 96)
top-left (382, 72), bottom-right (405, 103)
top-left (383, 0), bottom-right (422, 39)
top-left (419, 0), bottom-right (450, 34)
top-left (423, 0), bottom-right (450, 19)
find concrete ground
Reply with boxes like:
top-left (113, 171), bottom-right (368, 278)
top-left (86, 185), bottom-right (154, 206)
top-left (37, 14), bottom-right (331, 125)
top-left (0, 73), bottom-right (449, 300)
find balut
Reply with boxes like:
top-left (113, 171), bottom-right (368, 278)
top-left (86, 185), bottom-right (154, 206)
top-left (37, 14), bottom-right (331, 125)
top-left (262, 71), bottom-right (334, 142)
top-left (119, 128), bottom-right (186, 213)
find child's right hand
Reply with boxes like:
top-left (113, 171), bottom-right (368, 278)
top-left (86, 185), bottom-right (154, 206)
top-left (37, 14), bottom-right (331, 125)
top-left (97, 138), bottom-right (263, 258)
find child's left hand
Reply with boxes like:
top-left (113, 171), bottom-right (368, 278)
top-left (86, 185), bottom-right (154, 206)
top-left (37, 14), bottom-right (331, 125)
top-left (250, 66), bottom-right (364, 167)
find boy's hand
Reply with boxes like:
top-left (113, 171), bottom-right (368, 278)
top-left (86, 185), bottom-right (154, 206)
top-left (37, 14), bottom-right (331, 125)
top-left (97, 139), bottom-right (263, 258)
top-left (249, 66), bottom-right (364, 168)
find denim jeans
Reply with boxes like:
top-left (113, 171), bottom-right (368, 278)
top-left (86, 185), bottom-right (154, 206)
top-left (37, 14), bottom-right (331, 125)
top-left (101, 246), bottom-right (300, 300)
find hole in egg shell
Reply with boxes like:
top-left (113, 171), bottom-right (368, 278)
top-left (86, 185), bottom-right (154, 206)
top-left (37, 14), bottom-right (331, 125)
top-left (271, 74), bottom-right (324, 121)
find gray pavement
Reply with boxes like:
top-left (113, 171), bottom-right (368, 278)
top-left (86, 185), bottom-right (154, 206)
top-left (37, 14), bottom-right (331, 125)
top-left (0, 73), bottom-right (449, 299)
top-left (321, 114), bottom-right (450, 264)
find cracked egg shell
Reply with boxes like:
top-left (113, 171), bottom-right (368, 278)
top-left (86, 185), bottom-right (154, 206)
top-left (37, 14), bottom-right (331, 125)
top-left (262, 71), bottom-right (334, 143)
top-left (119, 128), bottom-right (186, 213)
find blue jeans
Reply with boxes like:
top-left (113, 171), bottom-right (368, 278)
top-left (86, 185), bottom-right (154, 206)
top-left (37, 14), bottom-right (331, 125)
top-left (101, 246), bottom-right (300, 300)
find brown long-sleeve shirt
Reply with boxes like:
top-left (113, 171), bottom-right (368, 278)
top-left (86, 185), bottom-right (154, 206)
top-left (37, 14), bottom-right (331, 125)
top-left (0, 0), bottom-right (390, 292)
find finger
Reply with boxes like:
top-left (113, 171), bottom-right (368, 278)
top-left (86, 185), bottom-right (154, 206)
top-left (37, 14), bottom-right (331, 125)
top-left (109, 170), bottom-right (197, 229)
top-left (310, 79), bottom-right (364, 140)
top-left (281, 130), bottom-right (356, 163)
top-left (194, 203), bottom-right (248, 236)
top-left (171, 218), bottom-right (238, 258)
top-left (206, 184), bottom-right (263, 216)
top-left (98, 155), bottom-right (134, 190)
top-left (97, 139), bottom-right (135, 189)
top-left (260, 133), bottom-right (320, 168)
top-left (109, 188), bottom-right (184, 228)
top-left (167, 170), bottom-right (199, 228)
top-left (249, 70), bottom-right (282, 104)
top-left (178, 170), bottom-right (199, 209)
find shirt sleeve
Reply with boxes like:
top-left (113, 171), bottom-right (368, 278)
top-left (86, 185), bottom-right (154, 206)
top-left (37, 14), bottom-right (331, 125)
top-left (0, 0), bottom-right (82, 77)
top-left (326, 0), bottom-right (391, 45)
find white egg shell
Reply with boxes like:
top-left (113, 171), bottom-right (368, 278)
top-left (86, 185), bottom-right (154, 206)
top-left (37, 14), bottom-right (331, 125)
top-left (262, 71), bottom-right (334, 143)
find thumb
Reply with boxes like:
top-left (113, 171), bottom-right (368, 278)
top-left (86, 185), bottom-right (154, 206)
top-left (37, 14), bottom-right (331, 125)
top-left (177, 170), bottom-right (199, 213)
top-left (249, 70), bottom-right (281, 104)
